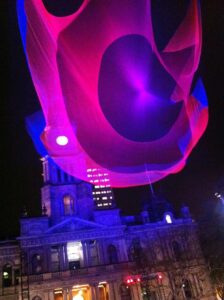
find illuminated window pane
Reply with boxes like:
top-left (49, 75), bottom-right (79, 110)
top-left (63, 194), bottom-right (74, 215)
top-left (165, 214), bottom-right (172, 224)
top-left (67, 241), bottom-right (83, 269)
top-left (72, 285), bottom-right (90, 300)
top-left (2, 264), bottom-right (12, 287)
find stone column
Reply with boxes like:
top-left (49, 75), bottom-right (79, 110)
top-left (110, 281), bottom-right (120, 300)
top-left (108, 282), bottom-right (116, 300)
top-left (48, 291), bottom-right (54, 300)
top-left (68, 288), bottom-right (73, 300)
top-left (63, 288), bottom-right (68, 300)
top-left (121, 239), bottom-right (128, 262)
top-left (136, 283), bottom-right (143, 300)
top-left (95, 284), bottom-right (100, 300)
top-left (96, 240), bottom-right (103, 265)
top-left (100, 240), bottom-right (106, 264)
top-left (90, 285), bottom-right (97, 300)
top-left (192, 273), bottom-right (200, 297)
top-left (82, 241), bottom-right (88, 268)
top-left (46, 246), bottom-right (52, 272)
top-left (86, 241), bottom-right (91, 266)
top-left (0, 267), bottom-right (2, 289)
top-left (131, 284), bottom-right (142, 300)
top-left (59, 244), bottom-right (64, 271)
top-left (63, 244), bottom-right (69, 270)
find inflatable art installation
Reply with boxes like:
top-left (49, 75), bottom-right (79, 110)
top-left (18, 0), bottom-right (208, 187)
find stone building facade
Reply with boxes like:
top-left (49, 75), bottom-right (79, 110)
top-left (0, 157), bottom-right (216, 300)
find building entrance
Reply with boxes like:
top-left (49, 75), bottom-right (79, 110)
top-left (72, 285), bottom-right (90, 300)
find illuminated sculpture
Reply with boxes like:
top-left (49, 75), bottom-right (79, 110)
top-left (18, 0), bottom-right (208, 187)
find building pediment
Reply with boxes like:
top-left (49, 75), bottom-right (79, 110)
top-left (46, 217), bottom-right (107, 234)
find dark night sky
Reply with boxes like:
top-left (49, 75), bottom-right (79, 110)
top-left (1, 0), bottom-right (224, 238)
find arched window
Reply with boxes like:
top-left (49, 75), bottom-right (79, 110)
top-left (51, 246), bottom-right (60, 272)
top-left (129, 238), bottom-right (146, 267)
top-left (120, 284), bottom-right (132, 300)
top-left (32, 254), bottom-right (42, 274)
top-left (2, 264), bottom-right (12, 287)
top-left (182, 279), bottom-right (193, 299)
top-left (63, 194), bottom-right (74, 215)
top-left (107, 244), bottom-right (118, 264)
top-left (89, 240), bottom-right (99, 266)
top-left (172, 241), bottom-right (182, 261)
top-left (141, 287), bottom-right (157, 300)
top-left (32, 297), bottom-right (42, 300)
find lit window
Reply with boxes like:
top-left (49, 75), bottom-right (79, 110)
top-left (182, 279), bottom-right (193, 299)
top-left (67, 241), bottom-right (83, 270)
top-left (63, 194), bottom-right (74, 215)
top-left (72, 285), bottom-right (90, 300)
top-left (2, 264), bottom-right (12, 288)
top-left (165, 214), bottom-right (172, 224)
top-left (67, 242), bottom-right (82, 261)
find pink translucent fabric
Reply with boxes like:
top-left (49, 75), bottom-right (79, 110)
top-left (18, 0), bottom-right (208, 187)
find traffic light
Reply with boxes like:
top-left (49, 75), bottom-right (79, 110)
top-left (157, 273), bottom-right (163, 285)
top-left (126, 277), bottom-right (134, 285)
top-left (125, 275), bottom-right (141, 285)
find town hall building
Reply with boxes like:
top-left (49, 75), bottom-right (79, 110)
top-left (0, 157), bottom-right (216, 300)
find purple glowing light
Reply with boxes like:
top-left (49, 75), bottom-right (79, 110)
top-left (18, 0), bottom-right (208, 187)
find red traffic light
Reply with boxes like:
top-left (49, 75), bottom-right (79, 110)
top-left (125, 275), bottom-right (141, 285)
top-left (126, 278), bottom-right (134, 285)
top-left (157, 273), bottom-right (163, 284)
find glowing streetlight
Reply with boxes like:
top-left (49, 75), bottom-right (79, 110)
top-left (56, 135), bottom-right (69, 146)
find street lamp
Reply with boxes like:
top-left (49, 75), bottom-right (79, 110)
top-left (214, 192), bottom-right (224, 205)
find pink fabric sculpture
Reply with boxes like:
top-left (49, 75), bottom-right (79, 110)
top-left (17, 0), bottom-right (208, 187)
